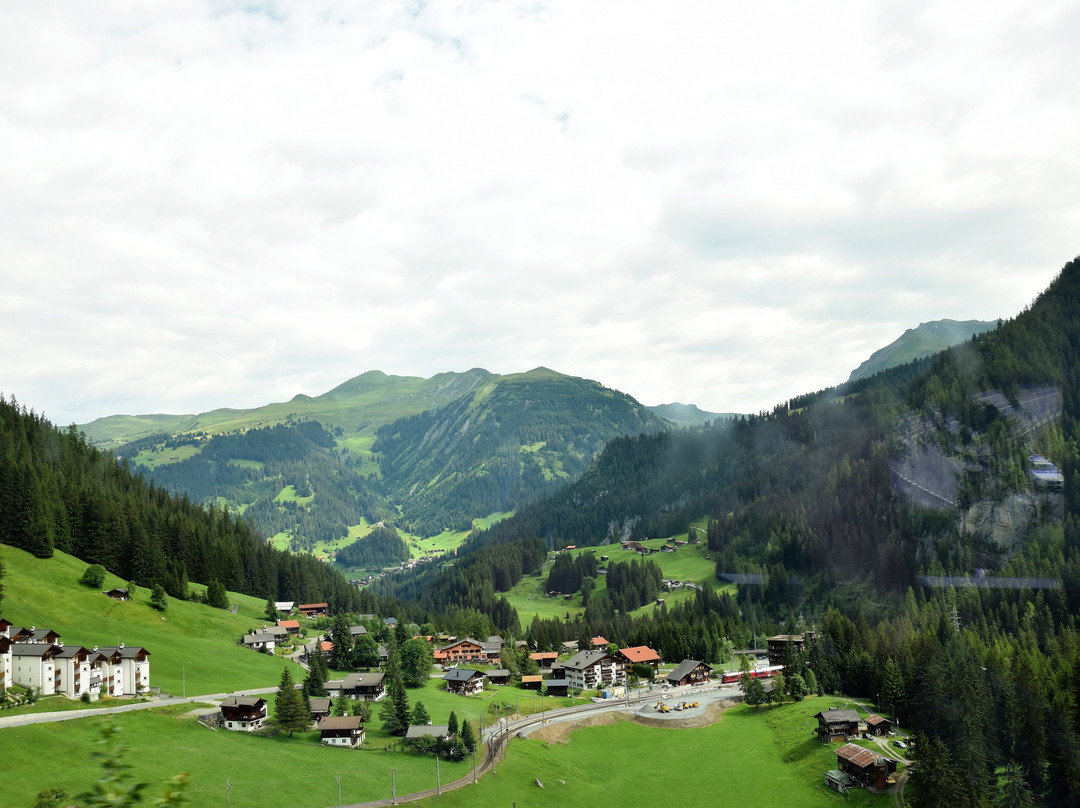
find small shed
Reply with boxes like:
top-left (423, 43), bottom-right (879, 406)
top-left (104, 588), bottom-right (129, 601)
top-left (824, 770), bottom-right (854, 793)
top-left (544, 678), bottom-right (569, 697)
top-left (484, 669), bottom-right (511, 686)
top-left (866, 715), bottom-right (894, 736)
top-left (521, 675), bottom-right (544, 691)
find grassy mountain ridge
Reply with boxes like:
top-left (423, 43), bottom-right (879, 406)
top-left (848, 318), bottom-right (999, 382)
top-left (81, 367), bottom-right (674, 550)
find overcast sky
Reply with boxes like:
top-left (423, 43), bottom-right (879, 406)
top-left (2, 1), bottom-right (1077, 426)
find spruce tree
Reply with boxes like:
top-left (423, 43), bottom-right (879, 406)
top-left (460, 718), bottom-right (477, 753)
top-left (447, 710), bottom-right (459, 739)
top-left (411, 701), bottom-right (430, 726)
top-left (275, 666), bottom-right (309, 736)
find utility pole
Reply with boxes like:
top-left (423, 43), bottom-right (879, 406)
top-left (436, 754), bottom-right (441, 794)
top-left (391, 768), bottom-right (396, 806)
top-left (226, 779), bottom-right (232, 808)
top-left (334, 774), bottom-right (341, 808)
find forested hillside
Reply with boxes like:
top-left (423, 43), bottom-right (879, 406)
top-left (0, 399), bottom-right (362, 612)
top-left (370, 257), bottom-right (1080, 807)
top-left (117, 420), bottom-right (394, 550)
top-left (374, 370), bottom-right (670, 533)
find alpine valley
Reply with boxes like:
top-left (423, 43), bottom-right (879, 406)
top-left (2, 257), bottom-right (1080, 807)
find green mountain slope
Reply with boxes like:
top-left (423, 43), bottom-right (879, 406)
top-left (374, 369), bottom-right (672, 534)
top-left (81, 367), bottom-right (674, 549)
top-left (848, 318), bottom-right (998, 382)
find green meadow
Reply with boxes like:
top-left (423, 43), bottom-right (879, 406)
top-left (2, 543), bottom-right (287, 698)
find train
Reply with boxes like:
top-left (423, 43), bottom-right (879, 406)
top-left (719, 665), bottom-right (784, 684)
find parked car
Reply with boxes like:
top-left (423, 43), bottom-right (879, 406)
top-left (893, 740), bottom-right (907, 749)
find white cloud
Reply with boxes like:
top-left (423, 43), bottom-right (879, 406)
top-left (0, 0), bottom-right (1075, 425)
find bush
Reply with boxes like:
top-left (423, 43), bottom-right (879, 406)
top-left (79, 564), bottom-right (106, 588)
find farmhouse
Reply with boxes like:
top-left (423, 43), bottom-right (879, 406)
top-left (561, 650), bottom-right (619, 691)
top-left (835, 742), bottom-right (897, 790)
top-left (104, 588), bottom-right (129, 601)
top-left (220, 696), bottom-right (268, 731)
top-left (815, 708), bottom-right (861, 742)
top-left (318, 715), bottom-right (366, 748)
top-left (277, 619), bottom-right (301, 635)
top-left (666, 659), bottom-right (712, 687)
top-left (444, 667), bottom-right (485, 696)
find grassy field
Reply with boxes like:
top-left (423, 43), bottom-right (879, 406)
top-left (2, 687), bottom-right (897, 808)
top-left (415, 699), bottom-right (895, 808)
top-left (1, 543), bottom-right (288, 698)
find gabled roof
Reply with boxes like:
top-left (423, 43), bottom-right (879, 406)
top-left (342, 672), bottom-right (385, 689)
top-left (561, 650), bottom-right (613, 670)
top-left (619, 646), bottom-right (661, 663)
top-left (668, 659), bottom-right (710, 680)
top-left (439, 636), bottom-right (484, 651)
top-left (836, 743), bottom-right (880, 769)
top-left (866, 714), bottom-right (892, 727)
top-left (444, 668), bottom-right (484, 682)
top-left (52, 645), bottom-right (90, 659)
top-left (521, 675), bottom-right (544, 684)
top-left (484, 669), bottom-right (511, 678)
top-left (277, 620), bottom-right (300, 629)
top-left (309, 697), bottom-right (332, 714)
top-left (10, 642), bottom-right (61, 658)
top-left (406, 724), bottom-right (449, 739)
top-left (530, 651), bottom-right (558, 661)
top-left (590, 636), bottom-right (609, 647)
top-left (274, 601), bottom-right (295, 611)
top-left (319, 715), bottom-right (365, 731)
top-left (221, 695), bottom-right (266, 708)
top-left (243, 633), bottom-right (276, 645)
top-left (349, 625), bottom-right (367, 635)
top-left (816, 708), bottom-right (860, 725)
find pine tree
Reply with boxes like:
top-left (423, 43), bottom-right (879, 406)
top-left (447, 710), bottom-right (459, 739)
top-left (411, 701), bottom-right (430, 726)
top-left (460, 718), bottom-right (477, 753)
top-left (150, 584), bottom-right (168, 612)
top-left (264, 597), bottom-right (279, 623)
top-left (275, 667), bottom-right (309, 736)
top-left (206, 579), bottom-right (228, 610)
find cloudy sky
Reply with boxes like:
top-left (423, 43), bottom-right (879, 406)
top-left (2, 1), bottom-right (1077, 426)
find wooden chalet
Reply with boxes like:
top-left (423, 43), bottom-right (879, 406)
top-left (815, 708), bottom-right (860, 742)
top-left (318, 715), bottom-right (366, 748)
top-left (666, 659), bottom-right (712, 687)
top-left (104, 588), bottom-right (129, 601)
top-left (835, 743), bottom-right (897, 790)
top-left (521, 675), bottom-right (544, 691)
top-left (866, 715), bottom-right (894, 736)
top-left (484, 668), bottom-right (511, 686)
top-left (298, 602), bottom-right (328, 618)
top-left (277, 620), bottom-right (301, 635)
top-left (220, 696), bottom-right (267, 731)
top-left (444, 668), bottom-right (485, 696)
top-left (544, 678), bottom-right (569, 697)
top-left (309, 697), bottom-right (332, 721)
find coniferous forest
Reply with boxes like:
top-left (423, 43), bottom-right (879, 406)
top-left (0, 403), bottom-right (362, 613)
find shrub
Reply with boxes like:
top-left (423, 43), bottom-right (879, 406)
top-left (79, 564), bottom-right (106, 588)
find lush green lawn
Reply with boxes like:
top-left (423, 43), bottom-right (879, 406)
top-left (414, 699), bottom-right (894, 808)
top-left (2, 543), bottom-right (287, 699)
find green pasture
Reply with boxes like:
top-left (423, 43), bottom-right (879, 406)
top-left (416, 699), bottom-right (893, 808)
top-left (2, 544), bottom-right (287, 699)
top-left (131, 442), bottom-right (202, 469)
